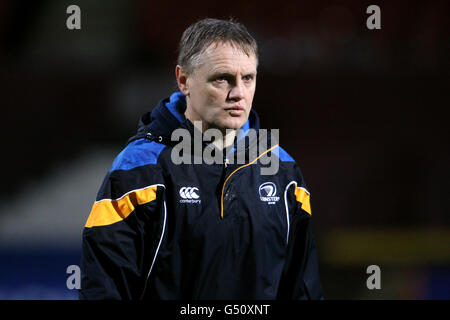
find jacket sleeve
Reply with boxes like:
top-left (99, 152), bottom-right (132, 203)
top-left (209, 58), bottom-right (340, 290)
top-left (277, 165), bottom-right (324, 300)
top-left (79, 163), bottom-right (166, 300)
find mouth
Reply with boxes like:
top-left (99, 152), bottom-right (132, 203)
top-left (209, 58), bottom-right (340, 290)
top-left (224, 105), bottom-right (245, 115)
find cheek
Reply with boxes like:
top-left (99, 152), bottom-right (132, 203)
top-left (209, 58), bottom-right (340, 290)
top-left (192, 86), bottom-right (224, 120)
top-left (205, 86), bottom-right (226, 108)
top-left (189, 83), bottom-right (210, 110)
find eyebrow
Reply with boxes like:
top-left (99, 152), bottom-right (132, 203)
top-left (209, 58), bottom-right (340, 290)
top-left (210, 70), bottom-right (257, 79)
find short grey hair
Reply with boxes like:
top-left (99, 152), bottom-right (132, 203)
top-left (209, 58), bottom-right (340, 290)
top-left (177, 18), bottom-right (258, 74)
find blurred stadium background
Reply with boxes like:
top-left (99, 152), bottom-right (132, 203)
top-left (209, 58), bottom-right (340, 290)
top-left (0, 0), bottom-right (448, 299)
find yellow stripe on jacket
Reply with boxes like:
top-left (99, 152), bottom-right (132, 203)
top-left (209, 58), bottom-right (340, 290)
top-left (295, 186), bottom-right (311, 215)
top-left (85, 185), bottom-right (158, 228)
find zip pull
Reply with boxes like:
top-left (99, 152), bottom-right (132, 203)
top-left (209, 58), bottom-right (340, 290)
top-left (224, 158), bottom-right (229, 168)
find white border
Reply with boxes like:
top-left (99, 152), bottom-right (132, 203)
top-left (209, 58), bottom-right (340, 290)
top-left (139, 185), bottom-right (166, 300)
top-left (284, 181), bottom-right (298, 244)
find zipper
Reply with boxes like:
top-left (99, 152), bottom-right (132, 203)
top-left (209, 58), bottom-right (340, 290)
top-left (220, 144), bottom-right (279, 219)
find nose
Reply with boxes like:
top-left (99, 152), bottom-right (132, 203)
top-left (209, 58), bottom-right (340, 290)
top-left (227, 80), bottom-right (244, 102)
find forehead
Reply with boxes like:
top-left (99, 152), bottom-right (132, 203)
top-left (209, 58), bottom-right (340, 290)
top-left (197, 42), bottom-right (257, 74)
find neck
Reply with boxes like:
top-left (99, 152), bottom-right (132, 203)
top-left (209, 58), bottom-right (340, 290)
top-left (212, 129), bottom-right (236, 150)
top-left (189, 118), bottom-right (236, 150)
top-left (185, 108), bottom-right (237, 151)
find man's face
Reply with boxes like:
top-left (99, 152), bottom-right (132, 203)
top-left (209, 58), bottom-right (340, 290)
top-left (178, 42), bottom-right (257, 131)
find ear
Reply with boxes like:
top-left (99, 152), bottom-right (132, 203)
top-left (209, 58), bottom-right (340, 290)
top-left (176, 65), bottom-right (190, 96)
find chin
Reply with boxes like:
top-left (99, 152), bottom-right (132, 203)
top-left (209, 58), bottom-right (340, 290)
top-left (220, 117), bottom-right (246, 130)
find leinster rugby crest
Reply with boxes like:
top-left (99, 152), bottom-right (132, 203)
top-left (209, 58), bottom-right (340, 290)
top-left (258, 182), bottom-right (280, 205)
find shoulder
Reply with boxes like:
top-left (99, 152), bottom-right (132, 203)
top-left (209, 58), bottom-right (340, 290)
top-left (271, 145), bottom-right (307, 184)
top-left (95, 139), bottom-right (166, 201)
top-left (273, 145), bottom-right (295, 163)
top-left (109, 138), bottom-right (167, 173)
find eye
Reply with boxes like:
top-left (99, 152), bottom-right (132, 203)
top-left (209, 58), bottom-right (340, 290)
top-left (215, 76), bottom-right (228, 83)
top-left (242, 75), bottom-right (253, 82)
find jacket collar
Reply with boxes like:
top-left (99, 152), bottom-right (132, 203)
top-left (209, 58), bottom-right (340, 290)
top-left (127, 92), bottom-right (262, 154)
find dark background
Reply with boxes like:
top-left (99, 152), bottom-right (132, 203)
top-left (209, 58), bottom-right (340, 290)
top-left (0, 0), bottom-right (449, 299)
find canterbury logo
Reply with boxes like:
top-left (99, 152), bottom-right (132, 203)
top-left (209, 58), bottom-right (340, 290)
top-left (259, 182), bottom-right (280, 204)
top-left (179, 187), bottom-right (201, 204)
top-left (180, 187), bottom-right (199, 199)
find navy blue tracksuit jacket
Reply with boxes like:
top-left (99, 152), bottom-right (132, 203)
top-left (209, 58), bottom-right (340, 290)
top-left (79, 92), bottom-right (323, 300)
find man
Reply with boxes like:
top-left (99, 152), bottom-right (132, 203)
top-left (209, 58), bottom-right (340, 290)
top-left (80, 18), bottom-right (323, 300)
